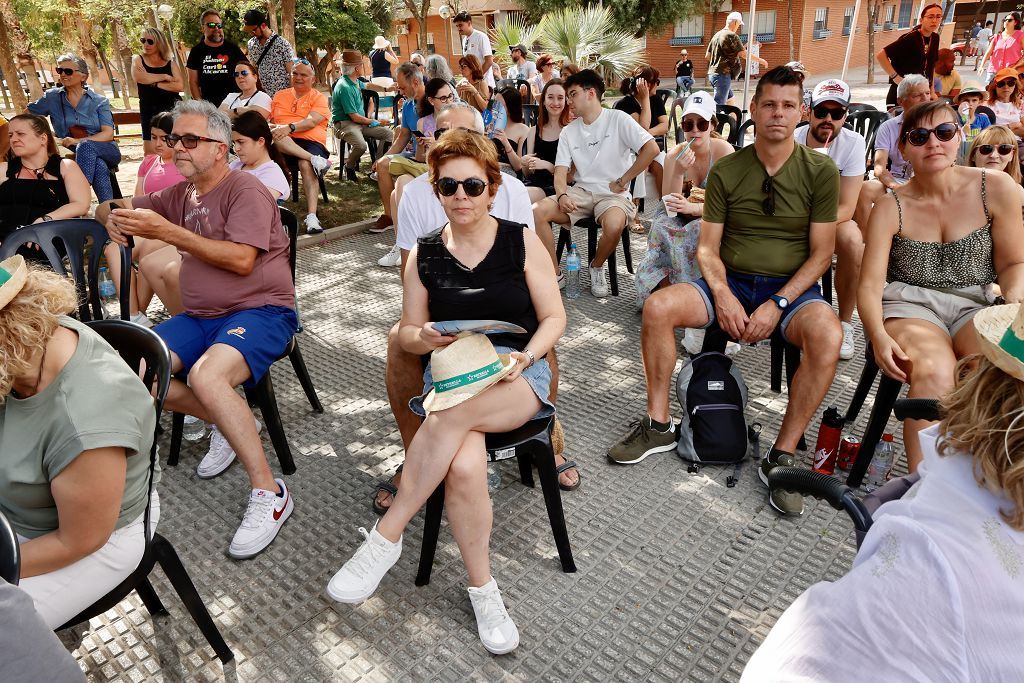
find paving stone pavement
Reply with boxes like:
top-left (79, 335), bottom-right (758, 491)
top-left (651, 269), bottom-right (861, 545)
top-left (68, 227), bottom-right (909, 682)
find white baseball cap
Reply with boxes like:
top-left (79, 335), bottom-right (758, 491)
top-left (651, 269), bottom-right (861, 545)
top-left (727, 11), bottom-right (744, 25)
top-left (683, 91), bottom-right (717, 121)
top-left (811, 79), bottom-right (852, 107)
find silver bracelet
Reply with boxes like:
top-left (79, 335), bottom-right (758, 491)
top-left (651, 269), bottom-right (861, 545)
top-left (523, 349), bottom-right (535, 367)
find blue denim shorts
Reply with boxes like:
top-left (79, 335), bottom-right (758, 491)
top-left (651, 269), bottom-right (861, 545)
top-left (688, 270), bottom-right (829, 343)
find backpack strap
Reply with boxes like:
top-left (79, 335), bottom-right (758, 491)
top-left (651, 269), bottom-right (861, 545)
top-left (726, 422), bottom-right (761, 488)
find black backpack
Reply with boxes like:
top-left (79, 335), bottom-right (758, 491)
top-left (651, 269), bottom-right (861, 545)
top-left (675, 351), bottom-right (760, 486)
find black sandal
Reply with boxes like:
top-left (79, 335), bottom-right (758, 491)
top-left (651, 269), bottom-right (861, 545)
top-left (556, 459), bottom-right (581, 491)
top-left (372, 464), bottom-right (402, 515)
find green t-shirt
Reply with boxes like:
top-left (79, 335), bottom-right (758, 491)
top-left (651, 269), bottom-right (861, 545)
top-left (0, 316), bottom-right (157, 539)
top-left (331, 75), bottom-right (363, 123)
top-left (703, 143), bottom-right (840, 278)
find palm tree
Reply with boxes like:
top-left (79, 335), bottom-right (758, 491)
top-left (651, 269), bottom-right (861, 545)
top-left (537, 6), bottom-right (645, 83)
top-left (491, 14), bottom-right (541, 73)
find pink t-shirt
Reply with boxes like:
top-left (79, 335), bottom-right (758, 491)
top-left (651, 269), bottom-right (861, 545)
top-left (137, 155), bottom-right (186, 194)
top-left (131, 170), bottom-right (294, 318)
top-left (988, 30), bottom-right (1024, 73)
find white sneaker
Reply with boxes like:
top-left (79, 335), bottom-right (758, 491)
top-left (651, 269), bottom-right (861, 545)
top-left (228, 478), bottom-right (293, 559)
top-left (196, 418), bottom-right (262, 479)
top-left (305, 214), bottom-right (324, 234)
top-left (326, 522), bottom-right (402, 603)
top-left (310, 155), bottom-right (333, 178)
top-left (589, 264), bottom-right (609, 298)
top-left (130, 312), bottom-right (153, 328)
top-left (839, 321), bottom-right (856, 361)
top-left (557, 271), bottom-right (565, 290)
top-left (377, 245), bottom-right (401, 267)
top-left (467, 577), bottom-right (520, 654)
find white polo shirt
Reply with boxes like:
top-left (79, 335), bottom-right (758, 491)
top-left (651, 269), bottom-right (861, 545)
top-left (794, 125), bottom-right (867, 177)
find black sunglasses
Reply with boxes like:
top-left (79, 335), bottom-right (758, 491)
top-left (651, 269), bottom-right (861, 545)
top-left (812, 105), bottom-right (848, 120)
top-left (55, 67), bottom-right (77, 76)
top-left (436, 176), bottom-right (488, 197)
top-left (682, 119), bottom-right (710, 132)
top-left (762, 176), bottom-right (776, 216)
top-left (140, 38), bottom-right (155, 45)
top-left (165, 133), bottom-right (223, 149)
top-left (997, 78), bottom-right (1018, 88)
top-left (978, 143), bottom-right (1015, 156)
top-left (903, 122), bottom-right (959, 146)
top-left (205, 22), bottom-right (223, 29)
top-left (234, 69), bottom-right (252, 77)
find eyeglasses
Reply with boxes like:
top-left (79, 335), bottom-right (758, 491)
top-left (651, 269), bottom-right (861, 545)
top-left (762, 175), bottom-right (776, 216)
top-left (140, 38), bottom-right (155, 45)
top-left (997, 78), bottom-right (1018, 87)
top-left (903, 122), bottom-right (959, 146)
top-left (55, 68), bottom-right (77, 76)
top-left (432, 93), bottom-right (455, 103)
top-left (205, 22), bottom-right (223, 29)
top-left (923, 13), bottom-right (943, 20)
top-left (234, 69), bottom-right (252, 77)
top-left (812, 105), bottom-right (848, 120)
top-left (978, 143), bottom-right (1015, 155)
top-left (165, 133), bottom-right (222, 149)
top-left (681, 119), bottom-right (710, 132)
top-left (435, 177), bottom-right (488, 197)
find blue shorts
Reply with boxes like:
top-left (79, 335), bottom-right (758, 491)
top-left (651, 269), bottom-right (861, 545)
top-left (291, 137), bottom-right (329, 158)
top-left (689, 270), bottom-right (828, 343)
top-left (155, 306), bottom-right (298, 387)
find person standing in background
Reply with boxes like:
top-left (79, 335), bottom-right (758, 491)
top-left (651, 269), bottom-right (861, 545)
top-left (978, 13), bottom-right (1024, 85)
top-left (877, 4), bottom-right (943, 107)
top-left (453, 11), bottom-right (495, 91)
top-left (975, 20), bottom-right (994, 69)
top-left (133, 27), bottom-right (183, 156)
top-left (186, 10), bottom-right (246, 106)
top-left (243, 10), bottom-right (294, 97)
top-left (706, 12), bottom-right (749, 105)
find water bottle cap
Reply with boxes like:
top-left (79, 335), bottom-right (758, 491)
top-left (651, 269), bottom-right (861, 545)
top-left (570, 243), bottom-right (577, 248)
top-left (882, 433), bottom-right (894, 442)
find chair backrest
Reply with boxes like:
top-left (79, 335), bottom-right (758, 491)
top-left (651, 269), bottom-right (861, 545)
top-left (362, 89), bottom-right (381, 120)
top-left (522, 103), bottom-right (539, 128)
top-left (848, 110), bottom-right (891, 167)
top-left (975, 105), bottom-right (997, 127)
top-left (847, 102), bottom-right (878, 114)
top-left (736, 118), bottom-right (756, 148)
top-left (0, 509), bottom-right (20, 585)
top-left (715, 112), bottom-right (741, 146)
top-left (716, 104), bottom-right (743, 124)
top-left (278, 207), bottom-right (300, 285)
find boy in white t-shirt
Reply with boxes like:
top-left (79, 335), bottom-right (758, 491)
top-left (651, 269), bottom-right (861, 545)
top-left (532, 69), bottom-right (659, 297)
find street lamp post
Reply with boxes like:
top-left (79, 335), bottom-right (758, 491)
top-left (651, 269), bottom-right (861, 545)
top-left (157, 3), bottom-right (190, 100)
top-left (439, 4), bottom-right (453, 60)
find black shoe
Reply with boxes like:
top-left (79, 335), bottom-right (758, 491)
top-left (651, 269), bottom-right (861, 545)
top-left (345, 166), bottom-right (358, 182)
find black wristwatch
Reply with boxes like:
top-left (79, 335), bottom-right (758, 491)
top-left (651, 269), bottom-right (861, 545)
top-left (288, 123), bottom-right (297, 133)
top-left (770, 294), bottom-right (789, 310)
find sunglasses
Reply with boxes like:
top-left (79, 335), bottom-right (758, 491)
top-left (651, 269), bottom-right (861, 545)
top-left (435, 177), bottom-right (488, 197)
top-left (812, 105), bottom-right (848, 120)
top-left (234, 69), bottom-right (252, 77)
top-left (903, 122), bottom-right (959, 146)
top-left (55, 68), bottom-right (77, 76)
top-left (978, 143), bottom-right (1015, 155)
top-left (293, 58), bottom-right (312, 66)
top-left (140, 38), bottom-right (155, 45)
top-left (682, 119), bottom-right (710, 132)
top-left (205, 22), bottom-right (223, 29)
top-left (998, 78), bottom-right (1018, 87)
top-left (762, 176), bottom-right (776, 216)
top-left (165, 133), bottom-right (222, 149)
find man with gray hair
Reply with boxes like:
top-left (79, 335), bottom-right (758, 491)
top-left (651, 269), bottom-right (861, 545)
top-left (97, 99), bottom-right (298, 560)
top-left (331, 49), bottom-right (394, 181)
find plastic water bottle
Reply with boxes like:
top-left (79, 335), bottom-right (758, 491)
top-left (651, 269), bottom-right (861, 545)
top-left (97, 267), bottom-right (117, 319)
top-left (864, 433), bottom-right (895, 492)
top-left (565, 243), bottom-right (581, 300)
top-left (182, 415), bottom-right (207, 442)
top-left (487, 461), bottom-right (502, 493)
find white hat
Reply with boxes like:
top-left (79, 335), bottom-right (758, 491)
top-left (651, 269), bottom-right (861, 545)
top-left (727, 11), bottom-right (744, 26)
top-left (974, 304), bottom-right (1024, 383)
top-left (683, 91), bottom-right (717, 121)
top-left (811, 79), bottom-right (852, 107)
top-left (373, 36), bottom-right (390, 50)
top-left (0, 255), bottom-right (28, 312)
top-left (420, 333), bottom-right (518, 412)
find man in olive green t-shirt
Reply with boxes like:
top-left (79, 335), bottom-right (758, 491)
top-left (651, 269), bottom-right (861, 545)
top-left (331, 49), bottom-right (394, 180)
top-left (608, 66), bottom-right (842, 518)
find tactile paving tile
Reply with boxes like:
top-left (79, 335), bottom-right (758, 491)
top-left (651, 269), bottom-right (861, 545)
top-left (68, 228), bottom-right (902, 681)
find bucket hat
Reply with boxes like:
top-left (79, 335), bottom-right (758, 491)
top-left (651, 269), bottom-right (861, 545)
top-left (0, 255), bottom-right (28, 312)
top-left (421, 333), bottom-right (518, 412)
top-left (974, 303), bottom-right (1024, 383)
top-left (373, 36), bottom-right (390, 50)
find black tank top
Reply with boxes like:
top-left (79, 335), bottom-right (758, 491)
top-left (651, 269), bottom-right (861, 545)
top-left (417, 217), bottom-right (539, 351)
top-left (137, 57), bottom-right (180, 111)
top-left (369, 50), bottom-right (392, 79)
top-left (528, 131), bottom-right (559, 187)
top-left (0, 155), bottom-right (70, 241)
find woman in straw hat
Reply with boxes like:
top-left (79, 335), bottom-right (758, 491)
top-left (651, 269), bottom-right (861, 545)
top-left (859, 99), bottom-right (1024, 473)
top-left (327, 129), bottom-right (565, 654)
top-left (744, 304), bottom-right (1024, 678)
top-left (0, 257), bottom-right (158, 628)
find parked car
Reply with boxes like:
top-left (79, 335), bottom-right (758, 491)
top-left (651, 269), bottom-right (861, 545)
top-left (952, 39), bottom-right (979, 59)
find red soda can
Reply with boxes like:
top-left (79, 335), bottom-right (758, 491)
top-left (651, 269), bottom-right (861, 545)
top-left (837, 435), bottom-right (860, 471)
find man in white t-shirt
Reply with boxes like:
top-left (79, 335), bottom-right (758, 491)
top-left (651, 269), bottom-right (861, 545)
top-left (532, 69), bottom-right (659, 297)
top-left (794, 78), bottom-right (866, 361)
top-left (454, 11), bottom-right (495, 89)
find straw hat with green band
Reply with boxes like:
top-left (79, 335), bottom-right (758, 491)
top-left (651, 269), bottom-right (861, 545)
top-left (421, 333), bottom-right (519, 413)
top-left (974, 303), bottom-right (1024, 383)
top-left (0, 255), bottom-right (28, 312)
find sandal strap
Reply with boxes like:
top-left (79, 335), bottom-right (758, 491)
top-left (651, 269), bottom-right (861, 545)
top-left (555, 460), bottom-right (579, 474)
top-left (375, 481), bottom-right (398, 496)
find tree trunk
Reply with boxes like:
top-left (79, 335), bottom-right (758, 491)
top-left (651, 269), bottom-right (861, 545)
top-left (866, 1), bottom-right (878, 84)
top-left (94, 40), bottom-right (129, 108)
top-left (281, 0), bottom-right (296, 47)
top-left (266, 0), bottom-right (279, 33)
top-left (112, 18), bottom-right (138, 99)
top-left (0, 15), bottom-right (28, 111)
top-left (404, 0), bottom-right (430, 55)
top-left (0, 0), bottom-right (43, 101)
top-left (62, 1), bottom-right (103, 87)
top-left (318, 41), bottom-right (335, 86)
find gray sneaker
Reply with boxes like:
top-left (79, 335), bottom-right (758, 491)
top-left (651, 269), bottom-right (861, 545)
top-left (608, 416), bottom-right (678, 464)
top-left (758, 450), bottom-right (805, 516)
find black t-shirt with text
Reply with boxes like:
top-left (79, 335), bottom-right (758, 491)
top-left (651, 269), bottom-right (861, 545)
top-left (186, 40), bottom-right (246, 106)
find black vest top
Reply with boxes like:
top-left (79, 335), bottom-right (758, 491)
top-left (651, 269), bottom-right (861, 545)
top-left (0, 155), bottom-right (70, 241)
top-left (529, 132), bottom-right (559, 187)
top-left (417, 217), bottom-right (539, 351)
top-left (137, 58), bottom-right (180, 111)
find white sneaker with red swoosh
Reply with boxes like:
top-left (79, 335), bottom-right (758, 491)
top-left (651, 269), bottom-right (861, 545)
top-left (228, 478), bottom-right (293, 559)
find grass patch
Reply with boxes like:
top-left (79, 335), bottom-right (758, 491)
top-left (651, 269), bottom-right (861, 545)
top-left (280, 158), bottom-right (384, 230)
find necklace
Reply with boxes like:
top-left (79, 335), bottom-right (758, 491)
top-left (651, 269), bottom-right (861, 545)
top-left (11, 344), bottom-right (47, 399)
top-left (19, 161), bottom-right (49, 180)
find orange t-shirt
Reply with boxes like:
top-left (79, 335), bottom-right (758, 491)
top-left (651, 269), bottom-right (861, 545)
top-left (271, 88), bottom-right (330, 145)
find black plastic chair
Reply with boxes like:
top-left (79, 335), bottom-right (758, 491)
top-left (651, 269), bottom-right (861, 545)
top-left (336, 90), bottom-right (385, 174)
top-left (286, 155), bottom-right (330, 205)
top-left (715, 111), bottom-right (741, 146)
top-left (652, 89), bottom-right (674, 151)
top-left (768, 466), bottom-right (873, 534)
top-left (167, 207), bottom-right (323, 475)
top-left (416, 416), bottom-right (576, 586)
top-left (847, 102), bottom-right (879, 114)
top-left (0, 509), bottom-right (20, 585)
top-left (554, 217), bottom-right (633, 297)
top-left (848, 110), bottom-right (891, 168)
top-left (736, 118), bottom-right (756, 148)
top-left (57, 320), bottom-right (233, 663)
top-left (0, 218), bottom-right (130, 322)
top-left (975, 105), bottom-right (997, 127)
top-left (522, 103), bottom-right (539, 128)
top-left (842, 342), bottom-right (905, 487)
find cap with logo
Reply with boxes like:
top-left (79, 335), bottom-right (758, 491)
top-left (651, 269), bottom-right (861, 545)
top-left (811, 79), bottom-right (851, 107)
top-left (682, 92), bottom-right (717, 121)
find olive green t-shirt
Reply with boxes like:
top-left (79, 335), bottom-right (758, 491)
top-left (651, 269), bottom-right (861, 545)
top-left (0, 316), bottom-right (157, 539)
top-left (703, 142), bottom-right (840, 278)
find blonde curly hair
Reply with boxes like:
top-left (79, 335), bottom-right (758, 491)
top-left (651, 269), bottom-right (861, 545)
top-left (0, 266), bottom-right (78, 403)
top-left (939, 355), bottom-right (1024, 531)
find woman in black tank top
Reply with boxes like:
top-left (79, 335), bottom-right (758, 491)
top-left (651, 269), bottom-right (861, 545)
top-left (521, 79), bottom-right (569, 203)
top-left (327, 130), bottom-right (566, 656)
top-left (133, 27), bottom-right (183, 153)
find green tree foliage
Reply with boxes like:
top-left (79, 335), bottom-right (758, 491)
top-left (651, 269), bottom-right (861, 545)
top-left (294, 0), bottom-right (377, 54)
top-left (518, 0), bottom-right (707, 38)
top-left (536, 5), bottom-right (645, 81)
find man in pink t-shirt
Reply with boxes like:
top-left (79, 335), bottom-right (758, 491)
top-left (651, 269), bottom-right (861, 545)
top-left (98, 99), bottom-right (297, 560)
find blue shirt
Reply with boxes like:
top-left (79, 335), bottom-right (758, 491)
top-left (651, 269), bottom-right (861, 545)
top-left (27, 86), bottom-right (114, 138)
top-left (401, 98), bottom-right (419, 157)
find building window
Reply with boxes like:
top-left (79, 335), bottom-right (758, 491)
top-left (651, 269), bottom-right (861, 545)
top-left (898, 0), bottom-right (913, 28)
top-left (755, 10), bottom-right (777, 42)
top-left (813, 8), bottom-right (832, 38)
top-left (427, 32), bottom-right (435, 54)
top-left (843, 6), bottom-right (855, 36)
top-left (671, 16), bottom-right (705, 46)
top-left (884, 4), bottom-right (897, 29)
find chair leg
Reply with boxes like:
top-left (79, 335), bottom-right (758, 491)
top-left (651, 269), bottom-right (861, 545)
top-left (822, 267), bottom-right (834, 305)
top-left (517, 450), bottom-right (535, 487)
top-left (770, 338), bottom-right (784, 393)
top-left (555, 226), bottom-right (571, 265)
top-left (782, 343), bottom-right (807, 451)
top-left (845, 347), bottom-right (880, 423)
top-left (415, 484), bottom-right (445, 586)
top-left (318, 175), bottom-right (329, 203)
top-left (246, 375), bottom-right (297, 476)
top-left (847, 376), bottom-right (902, 488)
top-left (136, 577), bottom-right (168, 617)
top-left (532, 442), bottom-right (577, 573)
top-left (168, 412), bottom-right (185, 467)
top-left (622, 231), bottom-right (633, 273)
top-left (290, 174), bottom-right (299, 203)
top-left (288, 343), bottom-right (324, 413)
top-left (608, 249), bottom-right (619, 297)
top-left (152, 535), bottom-right (234, 664)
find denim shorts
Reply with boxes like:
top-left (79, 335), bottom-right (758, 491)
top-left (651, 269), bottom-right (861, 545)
top-left (155, 305), bottom-right (298, 387)
top-left (688, 270), bottom-right (829, 343)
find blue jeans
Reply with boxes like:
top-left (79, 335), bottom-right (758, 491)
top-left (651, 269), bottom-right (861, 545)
top-left (676, 76), bottom-right (694, 94)
top-left (709, 74), bottom-right (733, 105)
top-left (73, 140), bottom-right (122, 202)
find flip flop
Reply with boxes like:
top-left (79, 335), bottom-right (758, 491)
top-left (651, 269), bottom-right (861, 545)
top-left (371, 464), bottom-right (402, 515)
top-left (556, 459), bottom-right (581, 491)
